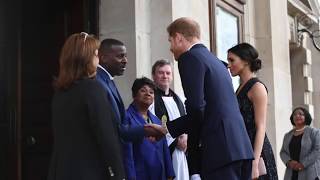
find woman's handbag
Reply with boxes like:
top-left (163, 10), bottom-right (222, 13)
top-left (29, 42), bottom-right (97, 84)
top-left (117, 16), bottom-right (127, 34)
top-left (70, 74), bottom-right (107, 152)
top-left (258, 157), bottom-right (267, 176)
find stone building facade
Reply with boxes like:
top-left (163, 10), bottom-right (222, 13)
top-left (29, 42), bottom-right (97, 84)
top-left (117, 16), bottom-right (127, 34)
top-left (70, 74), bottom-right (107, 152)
top-left (1, 0), bottom-right (319, 179)
top-left (99, 0), bottom-right (320, 178)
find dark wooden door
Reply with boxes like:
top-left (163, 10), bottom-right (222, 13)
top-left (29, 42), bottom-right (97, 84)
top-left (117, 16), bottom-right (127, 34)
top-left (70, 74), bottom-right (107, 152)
top-left (1, 0), bottom-right (98, 179)
top-left (0, 1), bottom-right (20, 179)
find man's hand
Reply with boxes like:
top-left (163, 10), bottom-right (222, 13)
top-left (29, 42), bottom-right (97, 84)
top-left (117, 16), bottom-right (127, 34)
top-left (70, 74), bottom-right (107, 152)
top-left (143, 124), bottom-right (167, 141)
top-left (177, 134), bottom-right (188, 152)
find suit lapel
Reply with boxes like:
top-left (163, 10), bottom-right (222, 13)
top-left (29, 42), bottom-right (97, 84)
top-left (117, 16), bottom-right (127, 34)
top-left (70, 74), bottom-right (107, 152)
top-left (107, 79), bottom-right (121, 104)
top-left (96, 67), bottom-right (124, 122)
top-left (107, 79), bottom-right (126, 121)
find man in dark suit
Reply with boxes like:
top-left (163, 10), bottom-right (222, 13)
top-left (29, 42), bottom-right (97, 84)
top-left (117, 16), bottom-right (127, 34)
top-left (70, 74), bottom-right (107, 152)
top-left (165, 17), bottom-right (254, 179)
top-left (96, 39), bottom-right (162, 178)
top-left (97, 38), bottom-right (162, 141)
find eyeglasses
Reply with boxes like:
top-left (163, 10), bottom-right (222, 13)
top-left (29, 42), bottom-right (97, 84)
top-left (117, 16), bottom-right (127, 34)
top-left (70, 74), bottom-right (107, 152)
top-left (293, 111), bottom-right (305, 116)
top-left (80, 32), bottom-right (89, 42)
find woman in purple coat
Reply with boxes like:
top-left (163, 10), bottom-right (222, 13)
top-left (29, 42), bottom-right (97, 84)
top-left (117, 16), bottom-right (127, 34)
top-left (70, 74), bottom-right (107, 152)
top-left (124, 77), bottom-right (175, 180)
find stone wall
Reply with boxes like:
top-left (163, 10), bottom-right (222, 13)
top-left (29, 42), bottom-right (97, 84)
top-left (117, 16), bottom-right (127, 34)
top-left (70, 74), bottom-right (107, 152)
top-left (98, 0), bottom-right (320, 178)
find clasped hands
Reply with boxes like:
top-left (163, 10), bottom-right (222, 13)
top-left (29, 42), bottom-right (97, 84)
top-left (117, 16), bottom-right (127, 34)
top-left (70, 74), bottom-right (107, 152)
top-left (287, 160), bottom-right (304, 171)
top-left (143, 124), bottom-right (168, 141)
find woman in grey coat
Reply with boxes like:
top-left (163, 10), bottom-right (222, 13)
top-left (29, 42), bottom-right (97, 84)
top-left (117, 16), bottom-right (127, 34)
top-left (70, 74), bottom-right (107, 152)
top-left (280, 107), bottom-right (320, 180)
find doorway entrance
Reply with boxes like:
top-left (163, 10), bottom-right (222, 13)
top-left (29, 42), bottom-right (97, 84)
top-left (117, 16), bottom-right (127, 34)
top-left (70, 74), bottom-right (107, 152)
top-left (1, 0), bottom-right (98, 179)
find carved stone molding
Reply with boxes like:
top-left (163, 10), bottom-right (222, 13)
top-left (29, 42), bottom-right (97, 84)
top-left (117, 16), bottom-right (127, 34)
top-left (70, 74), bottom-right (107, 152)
top-left (236, 0), bottom-right (246, 5)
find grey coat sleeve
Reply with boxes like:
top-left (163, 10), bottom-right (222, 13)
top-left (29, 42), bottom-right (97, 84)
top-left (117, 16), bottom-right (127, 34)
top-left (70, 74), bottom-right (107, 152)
top-left (301, 128), bottom-right (320, 168)
top-left (280, 132), bottom-right (292, 165)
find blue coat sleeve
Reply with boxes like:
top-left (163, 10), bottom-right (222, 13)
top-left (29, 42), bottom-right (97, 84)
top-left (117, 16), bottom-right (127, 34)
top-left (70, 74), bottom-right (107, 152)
top-left (162, 138), bottom-right (175, 178)
top-left (122, 113), bottom-right (138, 180)
top-left (119, 113), bottom-right (145, 142)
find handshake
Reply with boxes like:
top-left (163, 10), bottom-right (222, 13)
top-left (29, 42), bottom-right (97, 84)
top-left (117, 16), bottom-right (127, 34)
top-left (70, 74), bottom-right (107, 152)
top-left (143, 124), bottom-right (168, 141)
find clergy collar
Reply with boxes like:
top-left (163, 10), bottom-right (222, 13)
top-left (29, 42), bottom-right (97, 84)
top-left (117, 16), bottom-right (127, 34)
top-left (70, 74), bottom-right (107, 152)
top-left (156, 87), bottom-right (173, 97)
top-left (98, 64), bottom-right (114, 80)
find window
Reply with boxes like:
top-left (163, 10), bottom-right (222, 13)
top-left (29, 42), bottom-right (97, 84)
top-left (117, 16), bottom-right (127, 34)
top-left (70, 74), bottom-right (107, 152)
top-left (209, 0), bottom-right (245, 90)
top-left (300, 0), bottom-right (312, 9)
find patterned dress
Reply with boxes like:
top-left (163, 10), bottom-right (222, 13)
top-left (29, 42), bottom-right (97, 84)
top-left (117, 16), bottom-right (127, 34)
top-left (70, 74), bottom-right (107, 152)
top-left (236, 78), bottom-right (278, 180)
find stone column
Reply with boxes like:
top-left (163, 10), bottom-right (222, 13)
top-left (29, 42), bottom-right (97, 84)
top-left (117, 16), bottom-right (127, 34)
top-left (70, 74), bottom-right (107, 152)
top-left (308, 38), bottom-right (320, 128)
top-left (150, 0), bottom-right (173, 65)
top-left (99, 0), bottom-right (136, 106)
top-left (290, 43), bottom-right (314, 118)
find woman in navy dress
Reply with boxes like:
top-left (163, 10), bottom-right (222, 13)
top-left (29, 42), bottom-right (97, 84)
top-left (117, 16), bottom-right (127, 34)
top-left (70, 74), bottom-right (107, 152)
top-left (227, 43), bottom-right (278, 180)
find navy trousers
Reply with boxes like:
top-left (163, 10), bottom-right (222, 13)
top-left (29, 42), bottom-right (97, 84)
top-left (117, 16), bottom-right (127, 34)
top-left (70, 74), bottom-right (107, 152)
top-left (202, 160), bottom-right (252, 180)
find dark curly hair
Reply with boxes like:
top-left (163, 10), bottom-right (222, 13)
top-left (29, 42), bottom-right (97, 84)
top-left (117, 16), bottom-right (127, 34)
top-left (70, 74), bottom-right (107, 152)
top-left (131, 77), bottom-right (156, 97)
top-left (289, 107), bottom-right (312, 126)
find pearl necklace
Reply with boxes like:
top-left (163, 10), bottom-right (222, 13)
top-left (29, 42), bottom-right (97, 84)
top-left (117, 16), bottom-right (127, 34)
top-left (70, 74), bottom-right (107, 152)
top-left (295, 126), bottom-right (306, 132)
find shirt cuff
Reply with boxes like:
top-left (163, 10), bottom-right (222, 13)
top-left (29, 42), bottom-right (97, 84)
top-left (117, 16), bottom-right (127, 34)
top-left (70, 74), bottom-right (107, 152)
top-left (190, 174), bottom-right (201, 180)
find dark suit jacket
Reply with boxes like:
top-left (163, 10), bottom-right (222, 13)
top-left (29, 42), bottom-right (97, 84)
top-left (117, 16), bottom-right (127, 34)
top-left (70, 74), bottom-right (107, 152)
top-left (96, 67), bottom-right (145, 142)
top-left (153, 88), bottom-right (186, 154)
top-left (96, 67), bottom-right (146, 178)
top-left (167, 44), bottom-right (254, 176)
top-left (48, 78), bottom-right (125, 180)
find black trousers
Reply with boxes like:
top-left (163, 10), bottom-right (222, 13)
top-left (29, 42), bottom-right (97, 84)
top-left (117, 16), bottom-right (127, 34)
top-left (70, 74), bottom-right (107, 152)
top-left (202, 159), bottom-right (252, 180)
